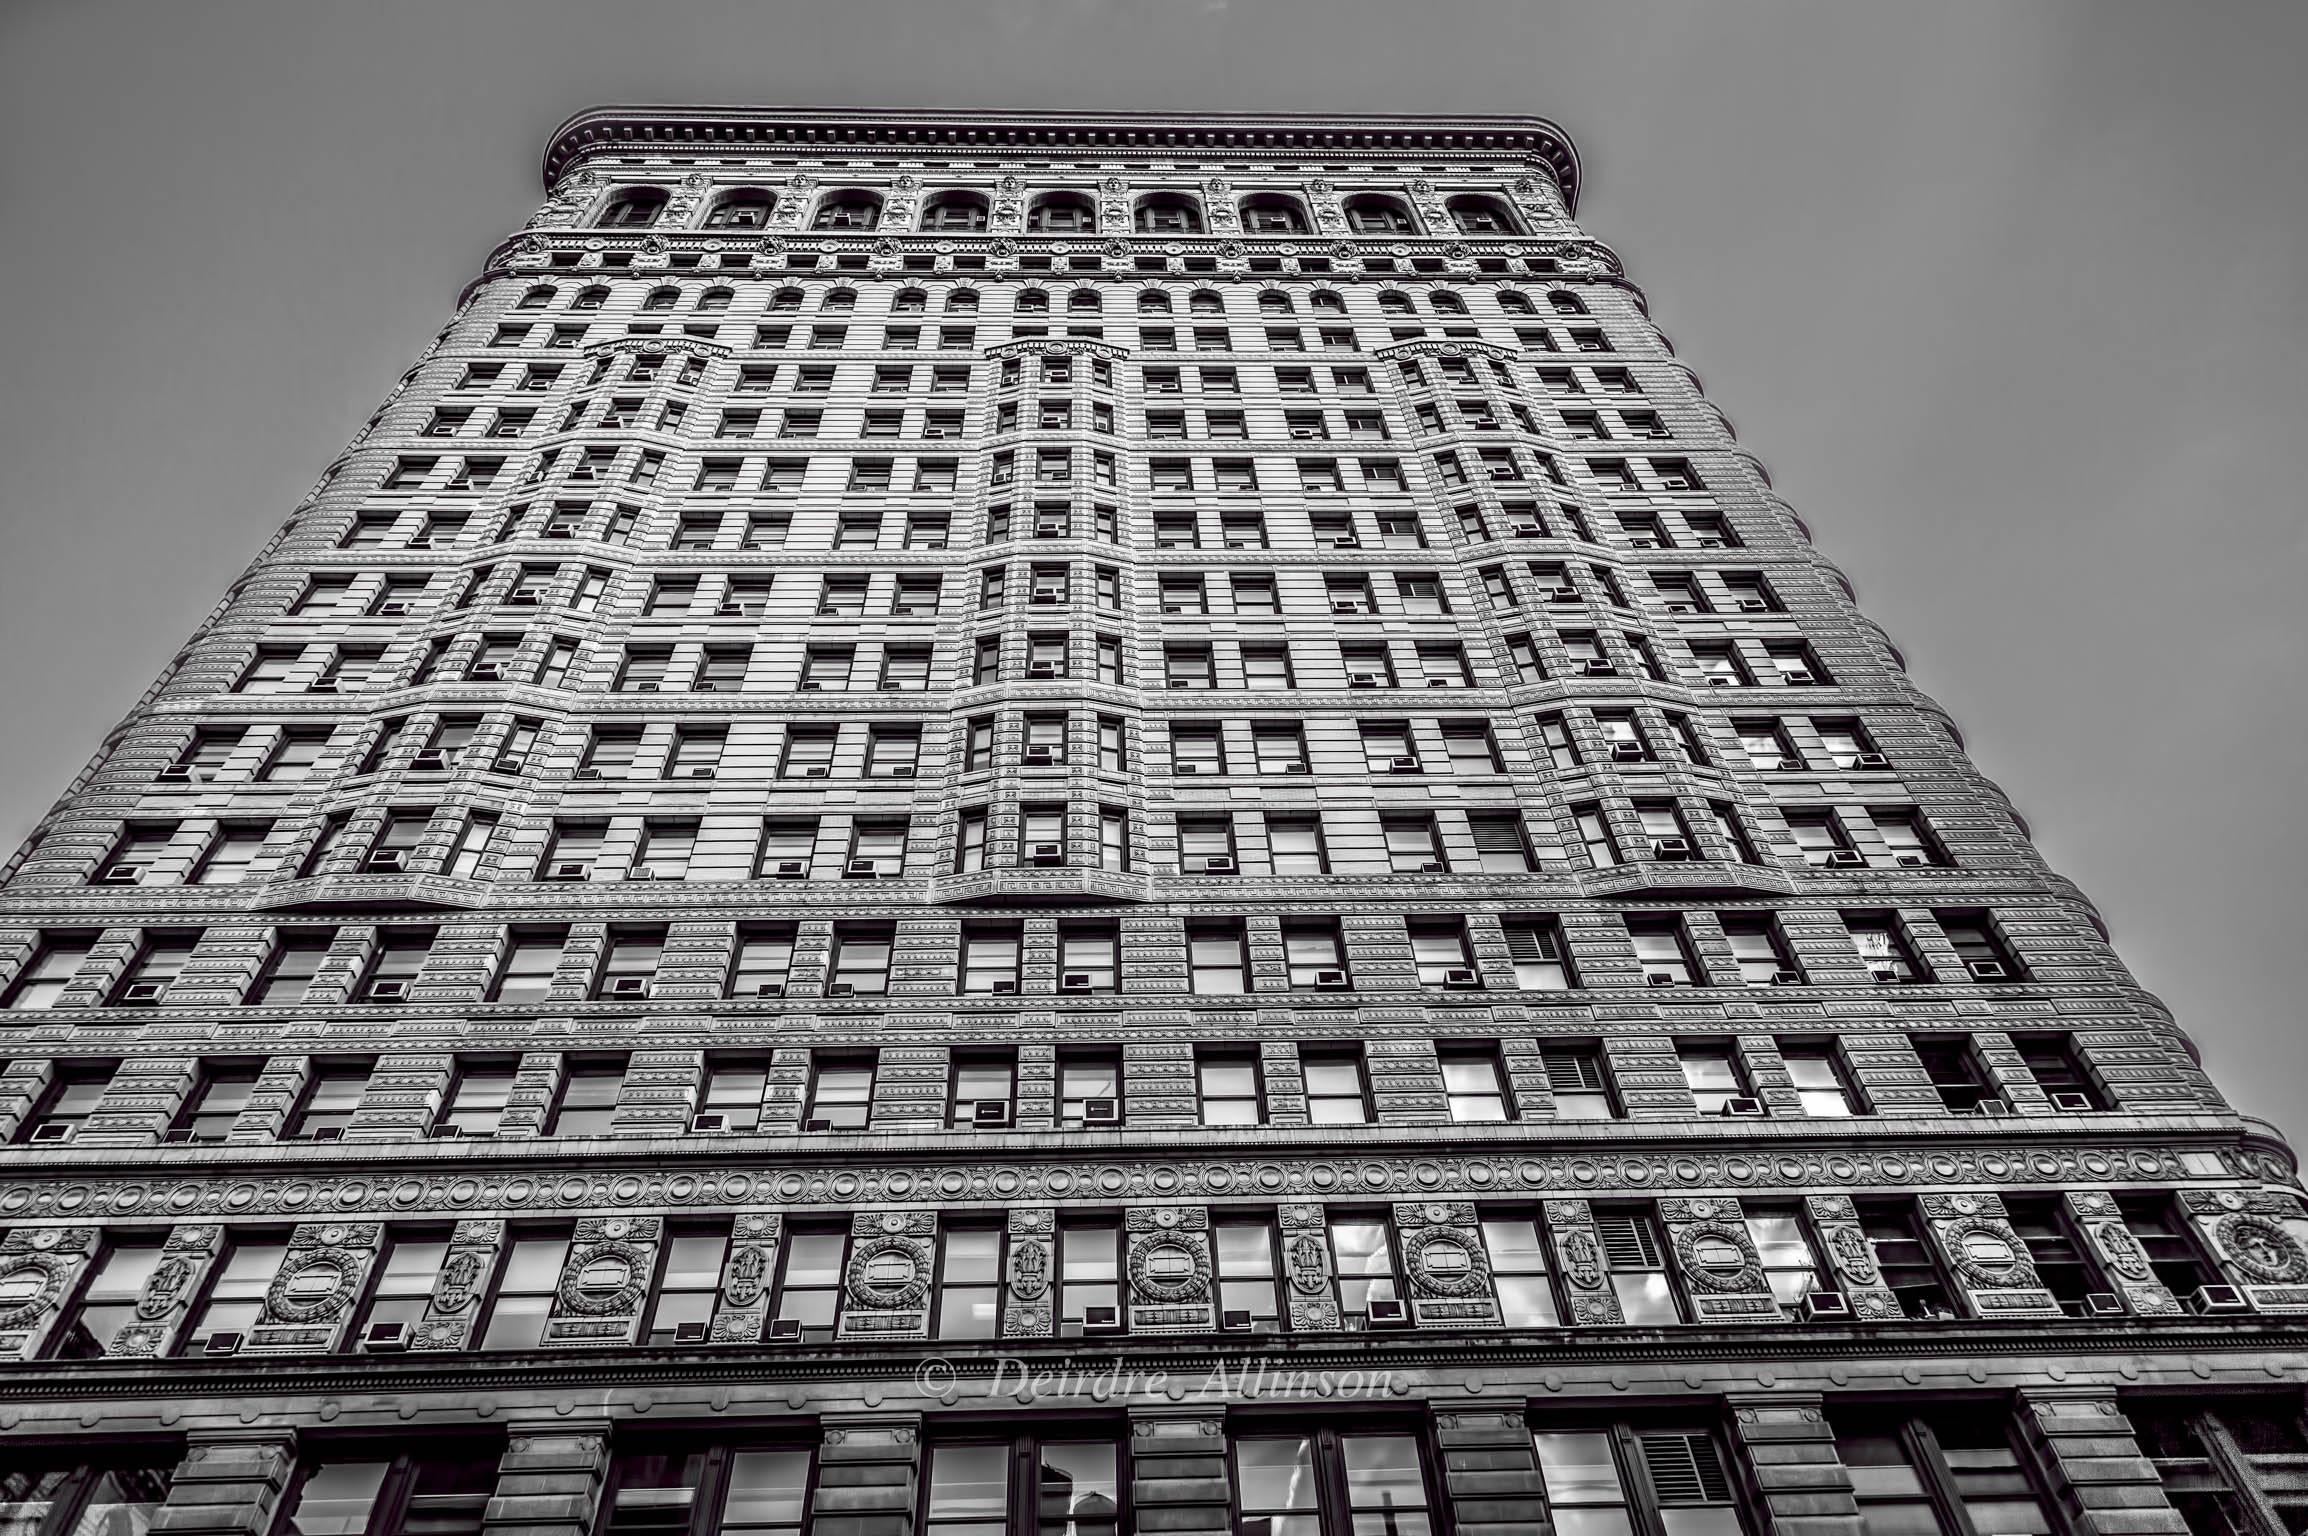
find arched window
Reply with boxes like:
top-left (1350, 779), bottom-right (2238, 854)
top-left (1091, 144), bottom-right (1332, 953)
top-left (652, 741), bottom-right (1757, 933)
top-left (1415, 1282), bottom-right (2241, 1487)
top-left (920, 191), bottom-right (990, 232)
top-left (1378, 291), bottom-right (1415, 316)
top-left (696, 287), bottom-right (734, 313)
top-left (892, 289), bottom-right (928, 314)
top-left (1446, 194), bottom-right (1519, 235)
top-left (1238, 194), bottom-right (1311, 235)
top-left (1134, 194), bottom-right (1204, 235)
top-left (517, 285), bottom-right (555, 310)
top-left (1189, 290), bottom-right (1224, 315)
top-left (1028, 191), bottom-right (1096, 233)
top-left (1137, 290), bottom-right (1173, 314)
top-left (1343, 194), bottom-right (1417, 235)
top-left (1068, 289), bottom-right (1102, 314)
top-left (642, 286), bottom-right (679, 312)
top-left (571, 286), bottom-right (610, 312)
top-left (1310, 290), bottom-right (1346, 314)
top-left (1497, 290), bottom-right (1534, 314)
top-left (704, 188), bottom-right (776, 229)
top-left (812, 190), bottom-right (883, 231)
top-left (1548, 290), bottom-right (1588, 316)
top-left (822, 289), bottom-right (857, 313)
top-left (597, 187), bottom-right (668, 228)
top-left (946, 289), bottom-right (980, 314)
top-left (769, 288), bottom-right (804, 312)
top-left (1431, 291), bottom-right (1468, 315)
top-left (1258, 291), bottom-right (1294, 315)
top-left (1015, 289), bottom-right (1050, 314)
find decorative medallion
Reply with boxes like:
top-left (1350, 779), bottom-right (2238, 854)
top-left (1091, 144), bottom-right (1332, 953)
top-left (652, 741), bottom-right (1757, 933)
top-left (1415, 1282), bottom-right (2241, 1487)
top-left (845, 1236), bottom-right (930, 1311)
top-left (2215, 1214), bottom-right (2308, 1283)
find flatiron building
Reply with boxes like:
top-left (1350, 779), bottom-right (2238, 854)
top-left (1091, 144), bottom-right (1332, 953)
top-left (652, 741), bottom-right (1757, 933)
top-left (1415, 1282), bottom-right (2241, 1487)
top-left (0, 105), bottom-right (2300, 1536)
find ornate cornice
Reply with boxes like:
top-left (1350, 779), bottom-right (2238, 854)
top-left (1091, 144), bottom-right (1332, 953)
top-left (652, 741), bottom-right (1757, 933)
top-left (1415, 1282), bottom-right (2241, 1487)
top-left (541, 105), bottom-right (1583, 212)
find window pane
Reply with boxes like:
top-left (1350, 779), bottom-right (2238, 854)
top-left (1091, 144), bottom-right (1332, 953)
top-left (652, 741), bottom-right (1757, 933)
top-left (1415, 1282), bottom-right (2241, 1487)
top-left (283, 1460), bottom-right (389, 1535)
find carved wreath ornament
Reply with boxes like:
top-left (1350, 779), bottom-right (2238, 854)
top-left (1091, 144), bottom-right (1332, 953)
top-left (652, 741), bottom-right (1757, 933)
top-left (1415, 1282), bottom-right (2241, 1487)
top-left (265, 1249), bottom-right (362, 1325)
top-left (2215, 1214), bottom-right (2308, 1283)
top-left (0, 1255), bottom-right (70, 1330)
top-left (1941, 1219), bottom-right (2040, 1289)
top-left (1402, 1228), bottom-right (1492, 1300)
top-left (844, 1237), bottom-right (930, 1311)
top-left (555, 1241), bottom-right (647, 1317)
top-left (1671, 1223), bottom-right (1766, 1295)
top-left (1128, 1239), bottom-right (1211, 1305)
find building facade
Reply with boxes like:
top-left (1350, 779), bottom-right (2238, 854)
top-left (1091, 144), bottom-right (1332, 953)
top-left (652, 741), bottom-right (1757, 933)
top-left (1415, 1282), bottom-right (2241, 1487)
top-left (0, 104), bottom-right (2301, 1536)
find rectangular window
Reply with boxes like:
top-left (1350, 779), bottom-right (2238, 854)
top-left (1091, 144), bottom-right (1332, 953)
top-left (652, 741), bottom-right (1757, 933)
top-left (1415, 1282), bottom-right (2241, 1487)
top-left (1234, 1432), bottom-right (1435, 1536)
top-left (1440, 1043), bottom-right (1512, 1123)
top-left (548, 1056), bottom-right (627, 1136)
top-left (1197, 1049), bottom-right (1262, 1127)
top-left (1534, 1426), bottom-right (1745, 1536)
top-left (1595, 1207), bottom-right (1681, 1323)
top-left (1832, 1407), bottom-right (2055, 1536)
top-left (1782, 1043), bottom-right (1859, 1117)
top-left (1187, 919), bottom-right (1248, 994)
top-left (1303, 1048), bottom-right (1370, 1127)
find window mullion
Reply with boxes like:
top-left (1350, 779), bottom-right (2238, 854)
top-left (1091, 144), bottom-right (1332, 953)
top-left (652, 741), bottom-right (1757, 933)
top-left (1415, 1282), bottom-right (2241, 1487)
top-left (375, 1453), bottom-right (423, 1536)
top-left (1013, 1437), bottom-right (1038, 1536)
top-left (1613, 1423), bottom-right (1675, 1536)
top-left (689, 1443), bottom-right (732, 1536)
top-left (44, 1467), bottom-right (100, 1536)
top-left (2188, 1415), bottom-right (2290, 1536)
top-left (1908, 1420), bottom-right (1982, 1536)
top-left (1317, 1429), bottom-right (1355, 1536)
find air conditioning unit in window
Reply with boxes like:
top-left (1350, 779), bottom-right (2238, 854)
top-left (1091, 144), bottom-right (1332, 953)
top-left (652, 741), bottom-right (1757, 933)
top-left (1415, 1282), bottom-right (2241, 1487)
top-left (99, 866), bottom-right (144, 885)
top-left (204, 1332), bottom-right (245, 1356)
top-left (1780, 670), bottom-right (1817, 686)
top-left (29, 1123), bottom-right (73, 1144)
top-left (888, 765), bottom-right (916, 779)
top-left (1366, 1298), bottom-right (1411, 1328)
top-left (1083, 1098), bottom-right (1121, 1125)
top-left (156, 764), bottom-right (196, 783)
top-left (801, 1116), bottom-right (838, 1134)
top-left (1330, 600), bottom-right (1362, 615)
top-left (1027, 663), bottom-right (1058, 679)
top-left (543, 528), bottom-right (574, 540)
top-left (1023, 747), bottom-right (1055, 766)
top-left (1313, 970), bottom-right (1349, 990)
top-left (1975, 1099), bottom-right (2011, 1116)
top-left (798, 681), bottom-right (823, 693)
top-left (626, 866), bottom-right (662, 882)
top-left (1029, 844), bottom-right (1064, 865)
top-left (508, 592), bottom-right (542, 606)
top-left (1580, 659), bottom-right (1616, 677)
top-left (2083, 1292), bottom-right (2125, 1317)
top-left (548, 862), bottom-right (591, 881)
top-left (1705, 675), bottom-right (1736, 688)
top-left (634, 682), bottom-right (661, 693)
top-left (1968, 960), bottom-right (2010, 981)
top-left (1201, 856), bottom-right (1235, 874)
top-left (1221, 1308), bottom-right (1256, 1331)
top-left (1442, 968), bottom-right (1479, 989)
top-left (768, 1317), bottom-right (805, 1342)
top-left (1175, 762), bottom-right (1200, 775)
top-left (972, 1101), bottom-right (1011, 1128)
top-left (1080, 1306), bottom-right (1123, 1333)
top-left (1415, 860), bottom-right (1446, 874)
top-left (2050, 1092), bottom-right (2095, 1113)
top-left (1736, 598), bottom-right (1771, 613)
top-left (1347, 672), bottom-right (1381, 689)
top-left (1545, 587), bottom-right (1582, 604)
top-left (467, 662), bottom-right (503, 680)
top-left (1609, 741), bottom-right (1647, 762)
top-left (1646, 973), bottom-right (1679, 988)
top-left (164, 1126), bottom-right (199, 1144)
top-left (304, 1126), bottom-right (345, 1143)
top-left (1823, 849), bottom-right (1865, 868)
top-left (690, 1113), bottom-right (730, 1133)
top-left (431, 1124), bottom-right (464, 1139)
top-left (771, 861), bottom-right (808, 880)
top-left (409, 751), bottom-right (449, 773)
top-left (607, 977), bottom-right (649, 997)
top-left (989, 980), bottom-right (1019, 996)
top-left (1718, 1097), bottom-right (1765, 1117)
top-left (1893, 852), bottom-right (1930, 867)
top-left (359, 1320), bottom-right (410, 1352)
top-left (405, 535), bottom-right (434, 550)
top-left (1332, 534), bottom-right (1361, 549)
top-left (1388, 756), bottom-right (1422, 773)
top-left (802, 766), bottom-right (830, 778)
top-left (366, 849), bottom-right (409, 873)
top-left (1798, 1291), bottom-right (1850, 1322)
top-left (367, 979), bottom-right (411, 1003)
top-left (673, 1320), bottom-right (712, 1345)
top-left (826, 983), bottom-right (856, 998)
top-left (1853, 751), bottom-right (1892, 770)
top-left (1511, 522), bottom-right (1543, 538)
top-left (1650, 838), bottom-right (1693, 861)
top-left (1770, 969), bottom-right (1805, 986)
top-left (375, 602), bottom-right (412, 618)
top-left (1060, 972), bottom-right (1096, 992)
top-left (2194, 1285), bottom-right (2248, 1314)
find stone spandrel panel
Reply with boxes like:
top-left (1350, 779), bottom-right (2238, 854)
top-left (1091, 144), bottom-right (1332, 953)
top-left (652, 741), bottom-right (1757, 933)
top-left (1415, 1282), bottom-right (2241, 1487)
top-left (1803, 1196), bottom-right (1902, 1320)
top-left (1660, 1197), bottom-right (1782, 1324)
top-left (1544, 1198), bottom-right (1622, 1326)
top-left (1919, 1192), bottom-right (2062, 1319)
top-left (711, 1211), bottom-right (781, 1344)
top-left (246, 1220), bottom-right (381, 1355)
top-left (2065, 1191), bottom-right (2181, 1317)
top-left (2181, 1189), bottom-right (2308, 1313)
top-left (0, 1225), bottom-right (97, 1361)
top-left (412, 1219), bottom-right (504, 1352)
top-left (110, 1222), bottom-right (224, 1358)
top-left (1127, 1206), bottom-right (1214, 1333)
top-left (839, 1211), bottom-right (935, 1342)
top-left (1001, 1206), bottom-right (1055, 1340)
top-left (1396, 1201), bottom-right (1498, 1329)
top-left (1277, 1202), bottom-right (1338, 1333)
top-left (543, 1215), bottom-right (664, 1346)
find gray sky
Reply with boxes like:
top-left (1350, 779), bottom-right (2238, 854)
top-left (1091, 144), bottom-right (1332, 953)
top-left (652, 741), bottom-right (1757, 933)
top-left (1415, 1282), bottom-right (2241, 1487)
top-left (4, 0), bottom-right (2304, 1128)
